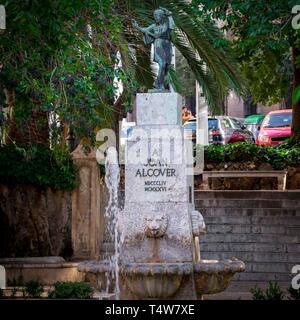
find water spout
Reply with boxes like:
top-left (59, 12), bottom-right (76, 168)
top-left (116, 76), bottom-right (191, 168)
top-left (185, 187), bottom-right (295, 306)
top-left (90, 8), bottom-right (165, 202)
top-left (104, 146), bottom-right (120, 299)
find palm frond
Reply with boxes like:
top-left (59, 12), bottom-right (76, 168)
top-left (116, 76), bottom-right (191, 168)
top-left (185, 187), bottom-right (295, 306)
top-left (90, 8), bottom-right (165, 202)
top-left (117, 0), bottom-right (248, 113)
top-left (167, 65), bottom-right (183, 94)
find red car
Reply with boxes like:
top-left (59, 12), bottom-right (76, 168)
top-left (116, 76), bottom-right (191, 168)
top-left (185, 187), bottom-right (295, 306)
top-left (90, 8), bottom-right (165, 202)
top-left (257, 109), bottom-right (292, 145)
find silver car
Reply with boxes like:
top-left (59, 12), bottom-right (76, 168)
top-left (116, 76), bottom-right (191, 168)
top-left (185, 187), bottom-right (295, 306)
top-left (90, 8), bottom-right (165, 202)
top-left (183, 116), bottom-right (255, 144)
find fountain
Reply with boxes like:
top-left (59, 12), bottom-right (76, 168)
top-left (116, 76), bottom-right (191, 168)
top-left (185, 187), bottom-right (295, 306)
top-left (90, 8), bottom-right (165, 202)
top-left (78, 91), bottom-right (245, 300)
top-left (78, 8), bottom-right (245, 299)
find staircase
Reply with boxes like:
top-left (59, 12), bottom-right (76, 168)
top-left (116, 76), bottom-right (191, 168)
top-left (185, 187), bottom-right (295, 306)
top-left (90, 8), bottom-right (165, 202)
top-left (195, 190), bottom-right (300, 299)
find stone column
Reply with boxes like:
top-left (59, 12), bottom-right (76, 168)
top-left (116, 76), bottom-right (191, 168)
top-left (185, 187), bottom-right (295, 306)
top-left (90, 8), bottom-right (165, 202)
top-left (0, 265), bottom-right (5, 289)
top-left (71, 145), bottom-right (104, 260)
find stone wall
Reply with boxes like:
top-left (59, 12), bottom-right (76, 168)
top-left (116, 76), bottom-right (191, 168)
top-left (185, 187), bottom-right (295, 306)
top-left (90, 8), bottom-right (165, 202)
top-left (195, 190), bottom-right (300, 289)
top-left (0, 185), bottom-right (72, 258)
top-left (0, 145), bottom-right (107, 261)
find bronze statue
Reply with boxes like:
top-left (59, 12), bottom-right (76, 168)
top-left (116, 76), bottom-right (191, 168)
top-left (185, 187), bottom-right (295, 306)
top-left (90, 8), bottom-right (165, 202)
top-left (132, 7), bottom-right (176, 92)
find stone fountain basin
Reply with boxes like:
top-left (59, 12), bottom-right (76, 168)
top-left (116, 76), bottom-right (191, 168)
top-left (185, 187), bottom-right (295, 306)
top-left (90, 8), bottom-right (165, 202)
top-left (78, 260), bottom-right (115, 292)
top-left (193, 258), bottom-right (245, 296)
top-left (78, 260), bottom-right (112, 274)
top-left (120, 263), bottom-right (193, 299)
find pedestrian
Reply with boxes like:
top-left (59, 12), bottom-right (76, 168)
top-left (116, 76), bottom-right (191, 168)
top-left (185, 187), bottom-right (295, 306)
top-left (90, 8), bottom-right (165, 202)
top-left (182, 106), bottom-right (193, 123)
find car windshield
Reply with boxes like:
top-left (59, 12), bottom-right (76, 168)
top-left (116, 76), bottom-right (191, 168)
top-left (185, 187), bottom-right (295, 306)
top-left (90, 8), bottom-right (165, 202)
top-left (221, 118), bottom-right (234, 129)
top-left (262, 113), bottom-right (292, 128)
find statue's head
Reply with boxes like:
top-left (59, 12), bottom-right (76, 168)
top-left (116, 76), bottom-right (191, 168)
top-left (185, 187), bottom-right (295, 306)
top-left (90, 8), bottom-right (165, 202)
top-left (154, 9), bottom-right (165, 23)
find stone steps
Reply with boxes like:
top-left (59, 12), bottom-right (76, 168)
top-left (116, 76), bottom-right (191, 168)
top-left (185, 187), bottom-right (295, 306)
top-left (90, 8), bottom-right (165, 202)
top-left (200, 242), bottom-right (300, 253)
top-left (194, 190), bottom-right (300, 200)
top-left (199, 207), bottom-right (300, 217)
top-left (202, 224), bottom-right (300, 235)
top-left (195, 199), bottom-right (300, 208)
top-left (223, 280), bottom-right (290, 292)
top-left (194, 190), bottom-right (300, 288)
top-left (200, 251), bottom-right (299, 264)
top-left (201, 233), bottom-right (299, 244)
top-left (200, 215), bottom-right (300, 226)
top-left (234, 272), bottom-right (292, 282)
top-left (203, 280), bottom-right (291, 300)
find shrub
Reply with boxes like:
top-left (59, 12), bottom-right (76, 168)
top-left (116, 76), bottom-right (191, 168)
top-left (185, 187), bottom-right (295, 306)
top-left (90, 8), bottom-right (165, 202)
top-left (48, 281), bottom-right (94, 299)
top-left (250, 286), bottom-right (266, 300)
top-left (24, 280), bottom-right (44, 298)
top-left (264, 281), bottom-right (285, 300)
top-left (0, 288), bottom-right (4, 299)
top-left (203, 142), bottom-right (300, 170)
top-left (250, 281), bottom-right (285, 300)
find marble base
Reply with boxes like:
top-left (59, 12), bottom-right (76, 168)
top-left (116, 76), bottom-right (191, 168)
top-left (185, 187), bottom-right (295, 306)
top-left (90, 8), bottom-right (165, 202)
top-left (136, 93), bottom-right (182, 125)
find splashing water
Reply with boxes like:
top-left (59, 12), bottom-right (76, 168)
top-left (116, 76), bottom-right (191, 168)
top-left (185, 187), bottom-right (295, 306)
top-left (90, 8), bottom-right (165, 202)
top-left (104, 146), bottom-right (120, 299)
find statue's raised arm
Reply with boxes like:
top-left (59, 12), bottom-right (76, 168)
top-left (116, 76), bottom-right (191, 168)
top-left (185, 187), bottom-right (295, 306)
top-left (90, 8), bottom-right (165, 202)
top-left (131, 8), bottom-right (176, 92)
top-left (131, 19), bottom-right (156, 40)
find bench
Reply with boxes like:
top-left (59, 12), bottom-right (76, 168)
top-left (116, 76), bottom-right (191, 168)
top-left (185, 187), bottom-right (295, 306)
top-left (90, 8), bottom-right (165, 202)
top-left (202, 170), bottom-right (287, 190)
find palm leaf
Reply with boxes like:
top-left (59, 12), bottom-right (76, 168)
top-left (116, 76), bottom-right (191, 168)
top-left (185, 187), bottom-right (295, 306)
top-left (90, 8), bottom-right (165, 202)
top-left (167, 65), bottom-right (183, 94)
top-left (117, 0), bottom-right (248, 113)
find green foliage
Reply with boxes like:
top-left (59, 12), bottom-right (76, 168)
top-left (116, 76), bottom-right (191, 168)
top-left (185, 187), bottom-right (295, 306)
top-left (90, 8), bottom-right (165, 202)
top-left (251, 281), bottom-right (285, 300)
top-left (0, 288), bottom-right (3, 299)
top-left (0, 0), bottom-right (137, 146)
top-left (250, 286), bottom-right (266, 300)
top-left (24, 280), bottom-right (44, 298)
top-left (198, 0), bottom-right (297, 106)
top-left (48, 281), bottom-right (94, 299)
top-left (292, 84), bottom-right (300, 104)
top-left (288, 285), bottom-right (300, 300)
top-left (0, 0), bottom-right (247, 147)
top-left (204, 142), bottom-right (300, 169)
top-left (0, 144), bottom-right (77, 190)
top-left (265, 282), bottom-right (285, 300)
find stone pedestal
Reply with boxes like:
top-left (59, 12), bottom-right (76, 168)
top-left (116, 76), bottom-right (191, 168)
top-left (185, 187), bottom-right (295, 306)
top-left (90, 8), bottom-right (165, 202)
top-left (136, 93), bottom-right (182, 125)
top-left (119, 93), bottom-right (197, 299)
top-left (71, 146), bottom-right (104, 260)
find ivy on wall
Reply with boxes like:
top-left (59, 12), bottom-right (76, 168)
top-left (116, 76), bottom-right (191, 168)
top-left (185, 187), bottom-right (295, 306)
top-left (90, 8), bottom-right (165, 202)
top-left (0, 144), bottom-right (77, 190)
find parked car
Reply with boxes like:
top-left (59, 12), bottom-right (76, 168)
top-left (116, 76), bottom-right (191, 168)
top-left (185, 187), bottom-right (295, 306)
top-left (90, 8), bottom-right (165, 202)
top-left (183, 116), bottom-right (255, 145)
top-left (257, 109), bottom-right (292, 145)
top-left (244, 114), bottom-right (265, 140)
top-left (209, 116), bottom-right (255, 144)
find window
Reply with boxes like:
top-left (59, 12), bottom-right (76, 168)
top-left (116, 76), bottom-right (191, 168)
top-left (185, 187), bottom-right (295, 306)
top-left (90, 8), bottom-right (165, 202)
top-left (262, 113), bottom-right (292, 128)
